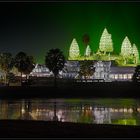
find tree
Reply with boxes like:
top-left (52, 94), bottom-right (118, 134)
top-left (14, 52), bottom-right (27, 83)
top-left (132, 65), bottom-right (140, 82)
top-left (0, 53), bottom-right (14, 85)
top-left (7, 72), bottom-right (15, 84)
top-left (99, 28), bottom-right (113, 55)
top-left (82, 34), bottom-right (90, 46)
top-left (79, 60), bottom-right (95, 81)
top-left (14, 52), bottom-right (35, 84)
top-left (45, 48), bottom-right (65, 87)
top-left (69, 38), bottom-right (80, 60)
top-left (23, 56), bottom-right (35, 79)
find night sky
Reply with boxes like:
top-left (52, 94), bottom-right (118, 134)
top-left (0, 2), bottom-right (140, 64)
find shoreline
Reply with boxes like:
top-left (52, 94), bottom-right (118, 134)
top-left (0, 82), bottom-right (139, 99)
top-left (0, 120), bottom-right (140, 138)
top-left (0, 83), bottom-right (140, 138)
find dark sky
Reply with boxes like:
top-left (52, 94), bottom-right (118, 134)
top-left (0, 2), bottom-right (140, 64)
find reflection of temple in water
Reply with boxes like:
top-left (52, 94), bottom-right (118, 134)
top-left (0, 99), bottom-right (140, 125)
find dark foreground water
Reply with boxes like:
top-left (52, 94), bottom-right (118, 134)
top-left (0, 98), bottom-right (140, 126)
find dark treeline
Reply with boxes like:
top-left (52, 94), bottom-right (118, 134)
top-left (0, 52), bottom-right (35, 85)
top-left (0, 48), bottom-right (66, 87)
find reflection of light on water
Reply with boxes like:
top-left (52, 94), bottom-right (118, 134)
top-left (119, 109), bottom-right (123, 112)
top-left (21, 108), bottom-right (25, 114)
top-left (128, 108), bottom-right (133, 113)
top-left (124, 120), bottom-right (127, 125)
top-left (114, 119), bottom-right (137, 126)
top-left (61, 119), bottom-right (65, 122)
top-left (137, 108), bottom-right (140, 112)
top-left (124, 108), bottom-right (127, 113)
top-left (110, 108), bottom-right (114, 112)
top-left (23, 106), bottom-right (139, 124)
top-left (57, 110), bottom-right (63, 121)
top-left (1, 99), bottom-right (140, 126)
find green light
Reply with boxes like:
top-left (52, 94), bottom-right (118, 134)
top-left (132, 44), bottom-right (139, 64)
top-left (68, 38), bottom-right (80, 60)
top-left (119, 37), bottom-right (140, 65)
top-left (120, 36), bottom-right (132, 58)
top-left (67, 29), bottom-right (139, 66)
top-left (85, 45), bottom-right (91, 57)
top-left (99, 28), bottom-right (113, 54)
top-left (113, 119), bottom-right (136, 125)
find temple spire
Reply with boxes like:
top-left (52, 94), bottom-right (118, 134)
top-left (68, 38), bottom-right (80, 60)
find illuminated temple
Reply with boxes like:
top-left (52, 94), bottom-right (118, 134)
top-left (56, 28), bottom-right (139, 82)
top-left (30, 28), bottom-right (139, 82)
top-left (68, 28), bottom-right (139, 65)
top-left (30, 28), bottom-right (138, 82)
top-left (0, 28), bottom-right (138, 82)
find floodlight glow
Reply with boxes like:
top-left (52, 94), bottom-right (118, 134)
top-left (85, 45), bottom-right (91, 57)
top-left (120, 36), bottom-right (132, 57)
top-left (99, 28), bottom-right (113, 54)
top-left (67, 29), bottom-right (139, 66)
top-left (132, 44), bottom-right (139, 64)
top-left (68, 38), bottom-right (80, 60)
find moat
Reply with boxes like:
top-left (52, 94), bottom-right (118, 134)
top-left (1, 98), bottom-right (140, 126)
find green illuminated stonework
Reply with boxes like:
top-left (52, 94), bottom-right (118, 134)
top-left (68, 28), bottom-right (140, 66)
top-left (68, 38), bottom-right (80, 60)
top-left (99, 28), bottom-right (113, 55)
top-left (85, 45), bottom-right (91, 57)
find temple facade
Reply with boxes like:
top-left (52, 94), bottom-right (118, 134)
top-left (29, 60), bottom-right (135, 82)
top-left (0, 28), bottom-right (137, 83)
top-left (68, 28), bottom-right (139, 66)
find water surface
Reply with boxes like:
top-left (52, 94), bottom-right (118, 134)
top-left (0, 98), bottom-right (140, 126)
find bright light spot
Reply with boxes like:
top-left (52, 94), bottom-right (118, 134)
top-left (119, 108), bottom-right (123, 112)
top-left (21, 108), bottom-right (25, 114)
top-left (69, 38), bottom-right (80, 60)
top-left (128, 108), bottom-right (133, 113)
top-left (124, 108), bottom-right (127, 113)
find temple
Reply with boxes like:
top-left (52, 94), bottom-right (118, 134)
top-left (68, 28), bottom-right (139, 66)
top-left (29, 28), bottom-right (139, 82)
top-left (0, 28), bottom-right (139, 82)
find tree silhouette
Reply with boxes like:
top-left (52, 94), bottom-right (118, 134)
top-left (79, 60), bottom-right (95, 81)
top-left (132, 65), bottom-right (140, 83)
top-left (82, 34), bottom-right (90, 46)
top-left (23, 56), bottom-right (35, 80)
top-left (14, 52), bottom-right (35, 84)
top-left (0, 53), bottom-right (14, 85)
top-left (45, 48), bottom-right (65, 87)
